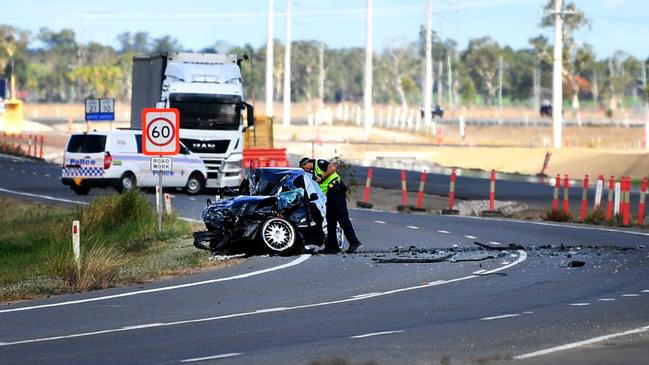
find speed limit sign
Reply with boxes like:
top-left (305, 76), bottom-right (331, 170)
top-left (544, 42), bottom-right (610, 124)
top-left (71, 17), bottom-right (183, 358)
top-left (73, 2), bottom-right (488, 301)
top-left (142, 108), bottom-right (180, 156)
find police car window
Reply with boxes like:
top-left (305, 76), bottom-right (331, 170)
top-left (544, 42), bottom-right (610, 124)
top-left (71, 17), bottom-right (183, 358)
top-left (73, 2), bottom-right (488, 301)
top-left (135, 135), bottom-right (143, 153)
top-left (66, 135), bottom-right (106, 153)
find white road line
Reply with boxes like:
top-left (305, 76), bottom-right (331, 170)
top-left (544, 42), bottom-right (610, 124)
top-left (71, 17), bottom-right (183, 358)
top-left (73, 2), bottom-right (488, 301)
top-left (350, 330), bottom-right (404, 339)
top-left (20, 170), bottom-right (26, 173)
top-left (473, 270), bottom-right (487, 274)
top-left (490, 241), bottom-right (502, 245)
top-left (31, 172), bottom-right (37, 175)
top-left (514, 325), bottom-right (649, 360)
top-left (0, 255), bottom-right (311, 314)
top-left (181, 353), bottom-right (242, 362)
top-left (523, 311), bottom-right (534, 314)
top-left (570, 303), bottom-right (590, 306)
top-left (0, 251), bottom-right (527, 347)
top-left (464, 235), bottom-right (477, 239)
top-left (178, 217), bottom-right (202, 224)
top-left (455, 215), bottom-right (649, 237)
top-left (597, 298), bottom-right (616, 302)
top-left (622, 294), bottom-right (639, 297)
top-left (188, 197), bottom-right (196, 201)
top-left (642, 290), bottom-right (649, 293)
top-left (437, 230), bottom-right (450, 234)
top-left (406, 225), bottom-right (419, 230)
top-left (480, 313), bottom-right (520, 321)
top-left (9, 167), bottom-right (14, 170)
top-left (0, 187), bottom-right (88, 205)
top-left (44, 174), bottom-right (50, 178)
top-left (373, 220), bottom-right (386, 224)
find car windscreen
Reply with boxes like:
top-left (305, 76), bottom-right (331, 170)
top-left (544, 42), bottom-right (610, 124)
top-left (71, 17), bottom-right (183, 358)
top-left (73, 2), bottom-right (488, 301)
top-left (66, 135), bottom-right (106, 153)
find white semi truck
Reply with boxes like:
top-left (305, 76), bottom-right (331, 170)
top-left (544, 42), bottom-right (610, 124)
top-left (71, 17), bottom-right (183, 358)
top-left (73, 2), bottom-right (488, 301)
top-left (130, 52), bottom-right (254, 189)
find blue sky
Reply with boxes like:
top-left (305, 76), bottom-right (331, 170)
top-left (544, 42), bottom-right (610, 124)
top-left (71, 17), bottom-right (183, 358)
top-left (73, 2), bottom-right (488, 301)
top-left (2, 0), bottom-right (647, 58)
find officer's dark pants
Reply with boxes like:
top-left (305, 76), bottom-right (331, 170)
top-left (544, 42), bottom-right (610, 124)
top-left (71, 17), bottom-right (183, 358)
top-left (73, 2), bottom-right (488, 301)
top-left (325, 187), bottom-right (361, 250)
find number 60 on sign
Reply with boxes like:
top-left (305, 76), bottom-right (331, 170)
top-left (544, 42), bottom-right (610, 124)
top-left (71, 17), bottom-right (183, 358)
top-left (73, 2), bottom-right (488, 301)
top-left (142, 108), bottom-right (180, 156)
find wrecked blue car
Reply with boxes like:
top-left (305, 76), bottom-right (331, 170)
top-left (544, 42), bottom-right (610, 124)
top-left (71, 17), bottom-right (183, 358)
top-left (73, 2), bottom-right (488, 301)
top-left (193, 168), bottom-right (343, 255)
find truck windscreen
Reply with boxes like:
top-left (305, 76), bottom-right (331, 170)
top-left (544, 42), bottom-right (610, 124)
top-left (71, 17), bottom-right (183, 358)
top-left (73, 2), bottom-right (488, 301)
top-left (171, 96), bottom-right (241, 131)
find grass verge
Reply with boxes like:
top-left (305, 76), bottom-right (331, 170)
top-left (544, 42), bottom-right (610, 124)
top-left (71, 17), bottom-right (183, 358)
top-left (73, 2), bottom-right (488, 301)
top-left (0, 192), bottom-right (242, 302)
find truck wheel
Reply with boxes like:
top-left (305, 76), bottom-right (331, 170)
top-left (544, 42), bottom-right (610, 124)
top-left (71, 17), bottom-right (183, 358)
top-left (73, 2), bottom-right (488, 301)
top-left (117, 172), bottom-right (136, 193)
top-left (260, 217), bottom-right (297, 253)
top-left (71, 183), bottom-right (90, 195)
top-left (185, 172), bottom-right (204, 195)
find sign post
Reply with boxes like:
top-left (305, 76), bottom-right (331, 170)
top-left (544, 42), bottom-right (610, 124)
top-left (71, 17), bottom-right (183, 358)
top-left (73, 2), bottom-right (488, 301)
top-left (142, 108), bottom-right (180, 232)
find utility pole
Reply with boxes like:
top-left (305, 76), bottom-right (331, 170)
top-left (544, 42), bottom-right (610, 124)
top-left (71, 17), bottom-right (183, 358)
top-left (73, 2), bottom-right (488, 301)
top-left (282, 0), bottom-right (291, 126)
top-left (552, 0), bottom-right (564, 148)
top-left (498, 55), bottom-right (503, 114)
top-left (533, 60), bottom-right (541, 112)
top-left (266, 0), bottom-right (274, 118)
top-left (437, 59), bottom-right (443, 106)
top-left (447, 54), bottom-right (453, 107)
top-left (318, 40), bottom-right (325, 117)
top-left (423, 0), bottom-right (433, 133)
top-left (363, 0), bottom-right (373, 136)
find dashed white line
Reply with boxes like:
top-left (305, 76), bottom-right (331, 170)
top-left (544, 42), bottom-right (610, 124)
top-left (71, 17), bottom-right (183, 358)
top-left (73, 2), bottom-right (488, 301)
top-left (350, 330), bottom-right (404, 339)
top-left (9, 167), bottom-right (14, 171)
top-left (437, 230), bottom-right (450, 234)
top-left (642, 290), bottom-right (649, 293)
top-left (464, 235), bottom-right (477, 239)
top-left (20, 170), bottom-right (26, 173)
top-left (622, 294), bottom-right (639, 297)
top-left (31, 172), bottom-right (37, 175)
top-left (406, 225), bottom-right (420, 230)
top-left (373, 220), bottom-right (386, 224)
top-left (570, 303), bottom-right (591, 306)
top-left (490, 241), bottom-right (502, 245)
top-left (181, 353), bottom-right (242, 362)
top-left (523, 311), bottom-right (534, 314)
top-left (44, 174), bottom-right (51, 178)
top-left (0, 187), bottom-right (88, 205)
top-left (597, 298), bottom-right (616, 302)
top-left (514, 325), bottom-right (649, 360)
top-left (480, 314), bottom-right (520, 321)
top-left (188, 197), bottom-right (196, 201)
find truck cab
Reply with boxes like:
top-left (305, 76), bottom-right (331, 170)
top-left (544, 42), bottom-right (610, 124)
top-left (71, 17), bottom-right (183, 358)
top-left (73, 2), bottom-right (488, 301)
top-left (131, 52), bottom-right (254, 189)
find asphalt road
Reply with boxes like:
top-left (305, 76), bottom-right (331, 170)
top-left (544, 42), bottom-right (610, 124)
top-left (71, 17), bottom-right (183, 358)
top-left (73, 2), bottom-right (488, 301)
top-left (1, 154), bottom-right (649, 365)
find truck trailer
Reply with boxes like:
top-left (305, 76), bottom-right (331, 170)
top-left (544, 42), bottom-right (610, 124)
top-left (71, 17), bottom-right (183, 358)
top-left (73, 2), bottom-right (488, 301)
top-left (130, 52), bottom-right (254, 189)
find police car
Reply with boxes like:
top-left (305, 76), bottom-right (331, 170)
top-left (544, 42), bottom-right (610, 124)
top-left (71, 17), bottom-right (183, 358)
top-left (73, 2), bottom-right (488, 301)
top-left (62, 130), bottom-right (208, 195)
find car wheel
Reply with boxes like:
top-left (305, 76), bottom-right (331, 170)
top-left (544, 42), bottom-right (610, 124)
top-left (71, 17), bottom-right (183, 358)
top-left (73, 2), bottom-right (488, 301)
top-left (185, 173), bottom-right (204, 195)
top-left (260, 217), bottom-right (296, 252)
top-left (71, 183), bottom-right (90, 195)
top-left (335, 224), bottom-right (346, 252)
top-left (117, 172), bottom-right (136, 193)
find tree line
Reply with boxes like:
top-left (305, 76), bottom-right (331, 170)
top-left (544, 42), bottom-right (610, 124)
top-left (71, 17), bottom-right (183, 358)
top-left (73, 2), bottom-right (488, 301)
top-left (0, 1), bottom-right (647, 115)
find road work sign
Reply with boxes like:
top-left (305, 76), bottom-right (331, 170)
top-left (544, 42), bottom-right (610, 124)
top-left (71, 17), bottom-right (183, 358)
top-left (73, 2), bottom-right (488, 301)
top-left (151, 157), bottom-right (172, 171)
top-left (142, 108), bottom-right (180, 156)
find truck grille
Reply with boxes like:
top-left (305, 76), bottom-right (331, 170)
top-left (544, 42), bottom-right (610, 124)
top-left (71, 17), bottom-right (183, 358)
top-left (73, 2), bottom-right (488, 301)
top-left (181, 139), bottom-right (230, 154)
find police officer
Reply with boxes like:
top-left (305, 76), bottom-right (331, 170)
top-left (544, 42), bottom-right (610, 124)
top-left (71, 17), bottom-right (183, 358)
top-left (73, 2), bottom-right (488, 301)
top-left (299, 157), bottom-right (363, 254)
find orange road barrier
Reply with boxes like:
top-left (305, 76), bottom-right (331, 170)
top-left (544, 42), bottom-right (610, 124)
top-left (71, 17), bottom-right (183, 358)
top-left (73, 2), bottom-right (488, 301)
top-left (623, 176), bottom-right (631, 226)
top-left (397, 169), bottom-right (409, 211)
top-left (606, 176), bottom-right (615, 221)
top-left (593, 175), bottom-right (604, 211)
top-left (563, 174), bottom-right (570, 214)
top-left (638, 177), bottom-right (647, 225)
top-left (27, 134), bottom-right (33, 157)
top-left (357, 167), bottom-right (374, 209)
top-left (411, 170), bottom-right (427, 211)
top-left (39, 135), bottom-right (44, 159)
top-left (442, 168), bottom-right (459, 215)
top-left (580, 175), bottom-right (589, 221)
top-left (552, 174), bottom-right (561, 212)
top-left (489, 169), bottom-right (496, 211)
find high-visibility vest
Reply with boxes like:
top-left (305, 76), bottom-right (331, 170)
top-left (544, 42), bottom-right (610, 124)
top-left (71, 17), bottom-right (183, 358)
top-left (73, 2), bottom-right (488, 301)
top-left (314, 160), bottom-right (341, 194)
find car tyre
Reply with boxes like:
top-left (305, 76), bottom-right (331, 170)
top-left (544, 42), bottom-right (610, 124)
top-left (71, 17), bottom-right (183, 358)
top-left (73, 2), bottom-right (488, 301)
top-left (185, 172), bottom-right (204, 195)
top-left (260, 217), bottom-right (297, 253)
top-left (117, 172), bottom-right (136, 193)
top-left (71, 183), bottom-right (90, 195)
top-left (335, 224), bottom-right (346, 252)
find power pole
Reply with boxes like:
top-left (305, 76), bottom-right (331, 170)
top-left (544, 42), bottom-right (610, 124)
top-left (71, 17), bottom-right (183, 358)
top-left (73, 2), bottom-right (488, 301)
top-left (318, 40), bottom-right (325, 115)
top-left (437, 59), bottom-right (444, 106)
top-left (422, 0), bottom-right (433, 132)
top-left (266, 0), bottom-right (274, 118)
top-left (533, 60), bottom-right (541, 112)
top-left (447, 53), bottom-right (453, 107)
top-left (363, 0), bottom-right (373, 136)
top-left (282, 0), bottom-right (291, 126)
top-left (498, 55), bottom-right (503, 113)
top-left (552, 0), bottom-right (564, 148)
